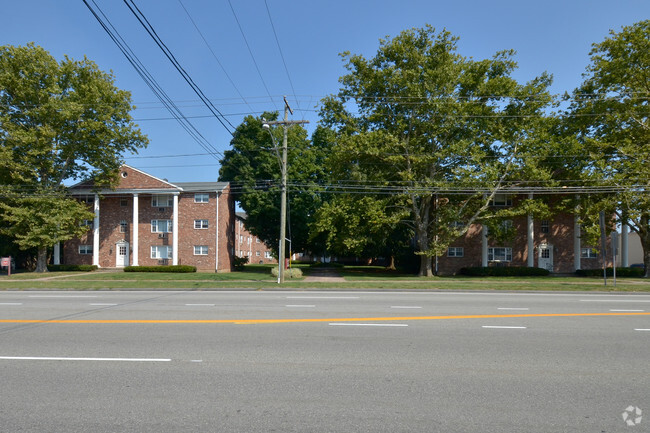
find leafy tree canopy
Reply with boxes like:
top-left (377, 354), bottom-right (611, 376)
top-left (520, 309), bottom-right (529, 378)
top-left (0, 43), bottom-right (148, 271)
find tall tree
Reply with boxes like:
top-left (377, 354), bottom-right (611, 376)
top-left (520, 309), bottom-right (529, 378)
top-left (0, 43), bottom-right (148, 271)
top-left (566, 20), bottom-right (650, 276)
top-left (319, 26), bottom-right (553, 276)
top-left (218, 113), bottom-right (328, 257)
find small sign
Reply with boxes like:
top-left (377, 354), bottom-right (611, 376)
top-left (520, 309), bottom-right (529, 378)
top-left (0, 257), bottom-right (9, 267)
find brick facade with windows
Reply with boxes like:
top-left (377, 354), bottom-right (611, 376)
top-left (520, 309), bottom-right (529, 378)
top-left (235, 213), bottom-right (277, 265)
top-left (62, 165), bottom-right (235, 272)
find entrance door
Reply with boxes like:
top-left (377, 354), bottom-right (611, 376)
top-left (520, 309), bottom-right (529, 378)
top-left (538, 244), bottom-right (553, 272)
top-left (116, 242), bottom-right (129, 267)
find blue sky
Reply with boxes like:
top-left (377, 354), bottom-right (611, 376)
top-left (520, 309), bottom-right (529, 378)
top-left (2, 0), bottom-right (648, 183)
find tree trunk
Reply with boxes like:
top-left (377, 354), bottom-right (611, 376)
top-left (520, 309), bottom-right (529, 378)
top-left (640, 215), bottom-right (650, 278)
top-left (419, 254), bottom-right (433, 277)
top-left (386, 255), bottom-right (396, 271)
top-left (35, 246), bottom-right (48, 273)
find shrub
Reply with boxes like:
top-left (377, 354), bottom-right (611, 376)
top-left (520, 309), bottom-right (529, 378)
top-left (123, 265), bottom-right (196, 273)
top-left (47, 264), bottom-right (98, 272)
top-left (271, 267), bottom-right (303, 278)
top-left (575, 267), bottom-right (644, 277)
top-left (459, 266), bottom-right (550, 277)
top-left (233, 256), bottom-right (249, 271)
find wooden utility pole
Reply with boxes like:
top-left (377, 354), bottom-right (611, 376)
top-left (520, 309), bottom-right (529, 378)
top-left (263, 97), bottom-right (309, 283)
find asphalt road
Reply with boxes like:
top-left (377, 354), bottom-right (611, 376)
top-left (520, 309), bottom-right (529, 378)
top-left (0, 290), bottom-right (649, 432)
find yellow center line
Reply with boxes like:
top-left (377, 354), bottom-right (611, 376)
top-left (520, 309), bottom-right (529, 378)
top-left (0, 312), bottom-right (649, 325)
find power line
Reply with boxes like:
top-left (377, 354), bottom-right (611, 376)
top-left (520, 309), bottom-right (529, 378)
top-left (122, 0), bottom-right (236, 135)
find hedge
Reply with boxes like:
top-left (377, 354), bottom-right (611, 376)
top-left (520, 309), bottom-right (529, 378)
top-left (271, 267), bottom-right (303, 278)
top-left (123, 265), bottom-right (196, 273)
top-left (459, 266), bottom-right (550, 277)
top-left (575, 267), bottom-right (644, 277)
top-left (47, 264), bottom-right (98, 272)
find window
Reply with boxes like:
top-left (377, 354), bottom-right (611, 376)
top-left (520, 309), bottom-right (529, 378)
top-left (500, 220), bottom-right (513, 230)
top-left (194, 219), bottom-right (209, 229)
top-left (151, 220), bottom-right (173, 233)
top-left (256, 251), bottom-right (260, 257)
top-left (488, 247), bottom-right (512, 262)
top-left (581, 248), bottom-right (598, 258)
top-left (120, 198), bottom-right (128, 207)
top-left (79, 245), bottom-right (93, 255)
top-left (194, 245), bottom-right (208, 255)
top-left (541, 220), bottom-right (550, 234)
top-left (256, 238), bottom-right (260, 244)
top-left (119, 220), bottom-right (127, 233)
top-left (491, 194), bottom-right (512, 207)
top-left (264, 251), bottom-right (272, 259)
top-left (151, 246), bottom-right (173, 259)
top-left (194, 193), bottom-right (209, 203)
top-left (151, 195), bottom-right (173, 207)
top-left (240, 235), bottom-right (243, 244)
top-left (81, 219), bottom-right (94, 229)
top-left (118, 245), bottom-right (127, 256)
top-left (447, 247), bottom-right (464, 257)
top-left (80, 196), bottom-right (94, 204)
top-left (451, 221), bottom-right (465, 229)
top-left (541, 248), bottom-right (550, 259)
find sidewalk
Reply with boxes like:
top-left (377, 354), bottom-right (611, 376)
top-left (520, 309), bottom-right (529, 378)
top-left (302, 268), bottom-right (346, 282)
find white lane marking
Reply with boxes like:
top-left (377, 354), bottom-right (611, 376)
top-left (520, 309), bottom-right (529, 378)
top-left (0, 303), bottom-right (22, 305)
top-left (0, 356), bottom-right (171, 362)
top-left (286, 305), bottom-right (316, 308)
top-left (634, 329), bottom-right (650, 332)
top-left (580, 299), bottom-right (650, 303)
top-left (390, 306), bottom-right (422, 309)
top-left (482, 326), bottom-right (527, 329)
top-left (29, 295), bottom-right (99, 298)
top-left (185, 304), bottom-right (215, 306)
top-left (497, 308), bottom-right (530, 311)
top-left (286, 296), bottom-right (359, 299)
top-left (190, 360), bottom-right (203, 363)
top-left (90, 303), bottom-right (117, 306)
top-left (329, 323), bottom-right (408, 327)
top-left (610, 309), bottom-right (645, 312)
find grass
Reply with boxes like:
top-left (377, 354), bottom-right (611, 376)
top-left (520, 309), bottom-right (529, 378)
top-left (0, 264), bottom-right (648, 291)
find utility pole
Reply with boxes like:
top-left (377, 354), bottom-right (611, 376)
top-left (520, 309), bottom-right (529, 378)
top-left (263, 97), bottom-right (308, 283)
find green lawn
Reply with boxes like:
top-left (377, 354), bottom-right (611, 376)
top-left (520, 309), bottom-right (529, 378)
top-left (0, 264), bottom-right (648, 291)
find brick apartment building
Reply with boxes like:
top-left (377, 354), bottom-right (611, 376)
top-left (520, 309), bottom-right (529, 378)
top-left (59, 165), bottom-right (235, 271)
top-left (436, 193), bottom-right (616, 275)
top-left (235, 213), bottom-right (277, 265)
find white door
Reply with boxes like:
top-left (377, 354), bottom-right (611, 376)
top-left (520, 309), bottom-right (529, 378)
top-left (116, 242), bottom-right (129, 267)
top-left (538, 244), bottom-right (553, 272)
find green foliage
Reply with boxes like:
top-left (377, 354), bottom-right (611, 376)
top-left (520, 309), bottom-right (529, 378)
top-left (319, 26), bottom-right (555, 276)
top-left (271, 267), bottom-right (303, 278)
top-left (47, 264), bottom-right (97, 272)
top-left (575, 267), bottom-right (644, 277)
top-left (0, 43), bottom-right (148, 272)
top-left (218, 114), bottom-right (329, 256)
top-left (123, 265), bottom-right (197, 273)
top-left (233, 255), bottom-right (249, 271)
top-left (566, 20), bottom-right (650, 277)
top-left (459, 267), bottom-right (550, 277)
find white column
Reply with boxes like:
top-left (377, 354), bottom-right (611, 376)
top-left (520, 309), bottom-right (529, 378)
top-left (573, 213), bottom-right (581, 271)
top-left (621, 222), bottom-right (629, 267)
top-left (53, 242), bottom-right (60, 265)
top-left (93, 194), bottom-right (100, 267)
top-left (132, 193), bottom-right (139, 266)
top-left (215, 192), bottom-right (220, 272)
top-left (481, 224), bottom-right (488, 267)
top-left (527, 192), bottom-right (534, 267)
top-left (172, 193), bottom-right (179, 266)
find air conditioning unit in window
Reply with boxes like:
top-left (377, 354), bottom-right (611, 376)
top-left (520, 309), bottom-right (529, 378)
top-left (158, 233), bottom-right (168, 239)
top-left (159, 208), bottom-right (165, 212)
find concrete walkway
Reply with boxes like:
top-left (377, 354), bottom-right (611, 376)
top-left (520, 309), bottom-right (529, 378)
top-left (302, 268), bottom-right (346, 282)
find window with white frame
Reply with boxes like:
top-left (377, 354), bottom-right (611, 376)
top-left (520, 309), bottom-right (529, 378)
top-left (80, 196), bottom-right (94, 204)
top-left (264, 251), bottom-right (272, 259)
top-left (488, 247), bottom-right (512, 262)
top-left (151, 246), bottom-right (173, 259)
top-left (151, 219), bottom-right (173, 233)
top-left (490, 194), bottom-right (512, 207)
top-left (81, 219), bottom-right (94, 229)
top-left (194, 193), bottom-right (209, 203)
top-left (500, 220), bottom-right (513, 230)
top-left (194, 245), bottom-right (208, 255)
top-left (119, 220), bottom-right (127, 233)
top-left (541, 220), bottom-right (550, 233)
top-left (256, 238), bottom-right (260, 244)
top-left (256, 251), bottom-right (260, 256)
top-left (581, 248), bottom-right (598, 258)
top-left (447, 247), bottom-right (464, 257)
top-left (240, 235), bottom-right (243, 244)
top-left (194, 219), bottom-right (209, 229)
top-left (79, 245), bottom-right (93, 255)
top-left (120, 198), bottom-right (128, 207)
top-left (151, 194), bottom-right (173, 207)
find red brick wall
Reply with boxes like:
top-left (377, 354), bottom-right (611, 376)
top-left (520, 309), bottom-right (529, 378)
top-left (234, 217), bottom-right (277, 265)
